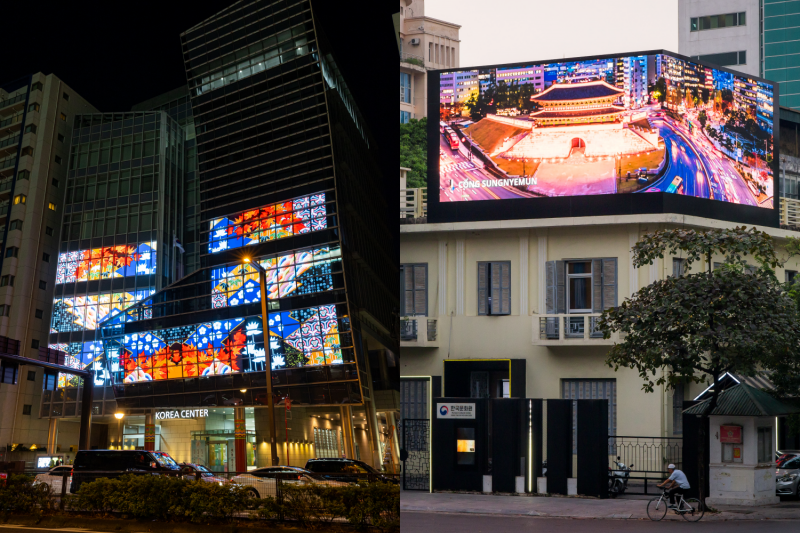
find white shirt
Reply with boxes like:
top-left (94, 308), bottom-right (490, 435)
top-left (668, 469), bottom-right (691, 489)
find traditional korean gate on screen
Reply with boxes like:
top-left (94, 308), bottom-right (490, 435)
top-left (400, 419), bottom-right (430, 490)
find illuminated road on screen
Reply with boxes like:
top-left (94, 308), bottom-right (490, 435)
top-left (644, 117), bottom-right (760, 207)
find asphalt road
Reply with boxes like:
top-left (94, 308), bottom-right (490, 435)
top-left (401, 511), bottom-right (793, 532)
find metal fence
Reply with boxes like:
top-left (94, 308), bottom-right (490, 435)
top-left (608, 436), bottom-right (682, 495)
top-left (400, 419), bottom-right (430, 491)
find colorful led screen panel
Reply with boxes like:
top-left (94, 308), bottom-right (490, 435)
top-left (210, 246), bottom-right (340, 308)
top-left (56, 242), bottom-right (157, 283)
top-left (437, 54), bottom-right (774, 208)
top-left (51, 290), bottom-right (156, 333)
top-left (208, 193), bottom-right (327, 254)
top-left (50, 341), bottom-right (107, 388)
top-left (114, 304), bottom-right (342, 383)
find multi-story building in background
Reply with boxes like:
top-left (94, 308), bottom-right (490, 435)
top-left (0, 74), bottom-right (96, 463)
top-left (399, 0), bottom-right (462, 122)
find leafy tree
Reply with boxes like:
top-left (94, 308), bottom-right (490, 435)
top-left (701, 87), bottom-right (710, 104)
top-left (697, 110), bottom-right (708, 129)
top-left (599, 227), bottom-right (800, 507)
top-left (400, 118), bottom-right (427, 189)
top-left (654, 77), bottom-right (667, 104)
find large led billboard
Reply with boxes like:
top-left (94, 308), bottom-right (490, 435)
top-left (430, 51), bottom-right (777, 225)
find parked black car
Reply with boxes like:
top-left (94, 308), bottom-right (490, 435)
top-left (70, 450), bottom-right (180, 492)
top-left (303, 458), bottom-right (398, 484)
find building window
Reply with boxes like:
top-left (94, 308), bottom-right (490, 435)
top-left (28, 103), bottom-right (40, 113)
top-left (401, 378), bottom-right (430, 421)
top-left (400, 72), bottom-right (411, 103)
top-left (27, 370), bottom-right (36, 381)
top-left (694, 51), bottom-right (747, 66)
top-left (400, 263), bottom-right (427, 316)
top-left (35, 309), bottom-right (43, 319)
top-left (17, 170), bottom-right (30, 180)
top-left (0, 305), bottom-right (9, 317)
top-left (0, 361), bottom-right (17, 384)
top-left (757, 426), bottom-right (772, 463)
top-left (673, 258), bottom-right (686, 277)
top-left (5, 247), bottom-right (18, 258)
top-left (400, 110), bottom-right (411, 123)
top-left (52, 178), bottom-right (59, 187)
top-left (45, 226), bottom-right (53, 236)
top-left (62, 92), bottom-right (70, 101)
top-left (477, 261), bottom-right (511, 315)
top-left (31, 339), bottom-right (39, 349)
top-left (13, 194), bottom-right (26, 205)
top-left (563, 379), bottom-right (617, 453)
top-left (31, 82), bottom-right (43, 92)
top-left (54, 155), bottom-right (62, 165)
top-left (567, 261), bottom-right (593, 313)
top-left (60, 113), bottom-right (67, 121)
top-left (39, 280), bottom-right (47, 290)
top-left (21, 147), bottom-right (34, 157)
top-left (691, 12), bottom-right (746, 32)
top-left (48, 202), bottom-right (56, 211)
top-left (672, 382), bottom-right (684, 435)
top-left (22, 405), bottom-right (32, 415)
top-left (9, 219), bottom-right (23, 231)
top-left (0, 275), bottom-right (14, 287)
top-left (57, 133), bottom-right (64, 143)
top-left (787, 270), bottom-right (798, 284)
top-left (42, 253), bottom-right (50, 262)
top-left (24, 124), bottom-right (37, 134)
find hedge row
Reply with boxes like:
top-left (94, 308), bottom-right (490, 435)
top-left (0, 474), bottom-right (399, 531)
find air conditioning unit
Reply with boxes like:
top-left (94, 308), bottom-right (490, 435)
top-left (409, 38), bottom-right (421, 46)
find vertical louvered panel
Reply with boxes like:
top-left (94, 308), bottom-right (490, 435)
top-left (602, 258), bottom-right (617, 309)
top-left (478, 262), bottom-right (488, 315)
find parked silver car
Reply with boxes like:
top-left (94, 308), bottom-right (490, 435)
top-left (776, 455), bottom-right (800, 497)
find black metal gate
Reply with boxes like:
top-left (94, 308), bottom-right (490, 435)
top-left (401, 418), bottom-right (430, 491)
top-left (608, 436), bottom-right (683, 495)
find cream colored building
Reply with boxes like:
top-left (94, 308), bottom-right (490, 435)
top-left (0, 73), bottom-right (97, 460)
top-left (399, 0), bottom-right (461, 122)
top-left (400, 212), bottom-right (800, 440)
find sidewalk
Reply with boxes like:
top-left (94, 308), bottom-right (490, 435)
top-left (400, 490), bottom-right (800, 521)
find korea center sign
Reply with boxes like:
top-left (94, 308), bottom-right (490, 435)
top-left (155, 408), bottom-right (209, 420)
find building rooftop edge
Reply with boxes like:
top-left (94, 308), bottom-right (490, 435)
top-left (400, 213), bottom-right (795, 239)
top-left (403, 16), bottom-right (462, 29)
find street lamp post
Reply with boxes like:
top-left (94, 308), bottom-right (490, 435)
top-left (244, 258), bottom-right (280, 466)
top-left (114, 412), bottom-right (124, 450)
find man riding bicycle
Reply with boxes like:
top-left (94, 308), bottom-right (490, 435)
top-left (656, 464), bottom-right (690, 509)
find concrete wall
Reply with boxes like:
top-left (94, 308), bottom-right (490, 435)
top-left (401, 217), bottom-right (800, 439)
top-left (158, 418), bottom-right (205, 464)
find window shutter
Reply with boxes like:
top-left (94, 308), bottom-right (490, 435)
top-left (602, 258), bottom-right (617, 309)
top-left (478, 262), bottom-right (488, 315)
top-left (592, 259), bottom-right (603, 313)
top-left (413, 265), bottom-right (427, 315)
top-left (403, 267), bottom-right (414, 315)
top-left (400, 267), bottom-right (406, 314)
top-left (545, 261), bottom-right (556, 314)
top-left (555, 260), bottom-right (566, 314)
top-left (499, 262), bottom-right (510, 315)
top-left (490, 263), bottom-right (501, 315)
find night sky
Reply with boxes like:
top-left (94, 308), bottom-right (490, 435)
top-left (1, 0), bottom-right (398, 246)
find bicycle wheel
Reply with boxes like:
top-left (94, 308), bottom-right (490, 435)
top-left (647, 498), bottom-right (667, 521)
top-left (680, 498), bottom-right (705, 522)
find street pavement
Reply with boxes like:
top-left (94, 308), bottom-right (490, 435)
top-left (400, 490), bottom-right (800, 521)
top-left (402, 512), bottom-right (793, 532)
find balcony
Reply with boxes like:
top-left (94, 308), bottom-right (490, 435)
top-left (532, 314), bottom-right (622, 346)
top-left (0, 94), bottom-right (26, 116)
top-left (0, 134), bottom-right (20, 158)
top-left (400, 187), bottom-right (427, 219)
top-left (400, 316), bottom-right (438, 348)
top-left (400, 52), bottom-right (426, 70)
top-left (0, 113), bottom-right (22, 137)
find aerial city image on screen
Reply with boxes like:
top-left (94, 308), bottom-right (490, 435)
top-left (438, 54), bottom-right (774, 208)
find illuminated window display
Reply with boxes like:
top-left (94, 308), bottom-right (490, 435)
top-left (51, 290), bottom-right (156, 333)
top-left (55, 242), bottom-right (157, 283)
top-left (437, 53), bottom-right (774, 209)
top-left (210, 246), bottom-right (340, 308)
top-left (107, 304), bottom-right (342, 383)
top-left (208, 193), bottom-right (326, 254)
top-left (50, 341), bottom-right (107, 388)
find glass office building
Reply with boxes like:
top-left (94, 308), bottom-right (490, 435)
top-left (44, 111), bottom-right (185, 417)
top-left (763, 1), bottom-right (800, 109)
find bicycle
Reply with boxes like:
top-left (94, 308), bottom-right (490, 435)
top-left (646, 489), bottom-right (704, 522)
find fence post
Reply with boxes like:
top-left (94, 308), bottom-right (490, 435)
top-left (60, 473), bottom-right (68, 510)
top-left (278, 477), bottom-right (284, 521)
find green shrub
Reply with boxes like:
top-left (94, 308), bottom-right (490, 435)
top-left (0, 474), bottom-right (53, 516)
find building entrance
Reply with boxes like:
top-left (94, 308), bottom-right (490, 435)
top-left (191, 429), bottom-right (256, 472)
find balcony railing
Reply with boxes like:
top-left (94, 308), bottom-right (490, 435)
top-left (533, 314), bottom-right (622, 345)
top-left (400, 187), bottom-right (427, 219)
top-left (0, 134), bottom-right (20, 150)
top-left (781, 197), bottom-right (800, 228)
top-left (400, 316), bottom-right (438, 347)
top-left (400, 52), bottom-right (426, 69)
top-left (0, 94), bottom-right (26, 112)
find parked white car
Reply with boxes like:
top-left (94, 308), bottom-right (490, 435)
top-left (230, 466), bottom-right (346, 498)
top-left (34, 466), bottom-right (73, 495)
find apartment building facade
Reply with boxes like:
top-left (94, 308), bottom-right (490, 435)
top-left (0, 74), bottom-right (96, 461)
top-left (399, 0), bottom-right (462, 122)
